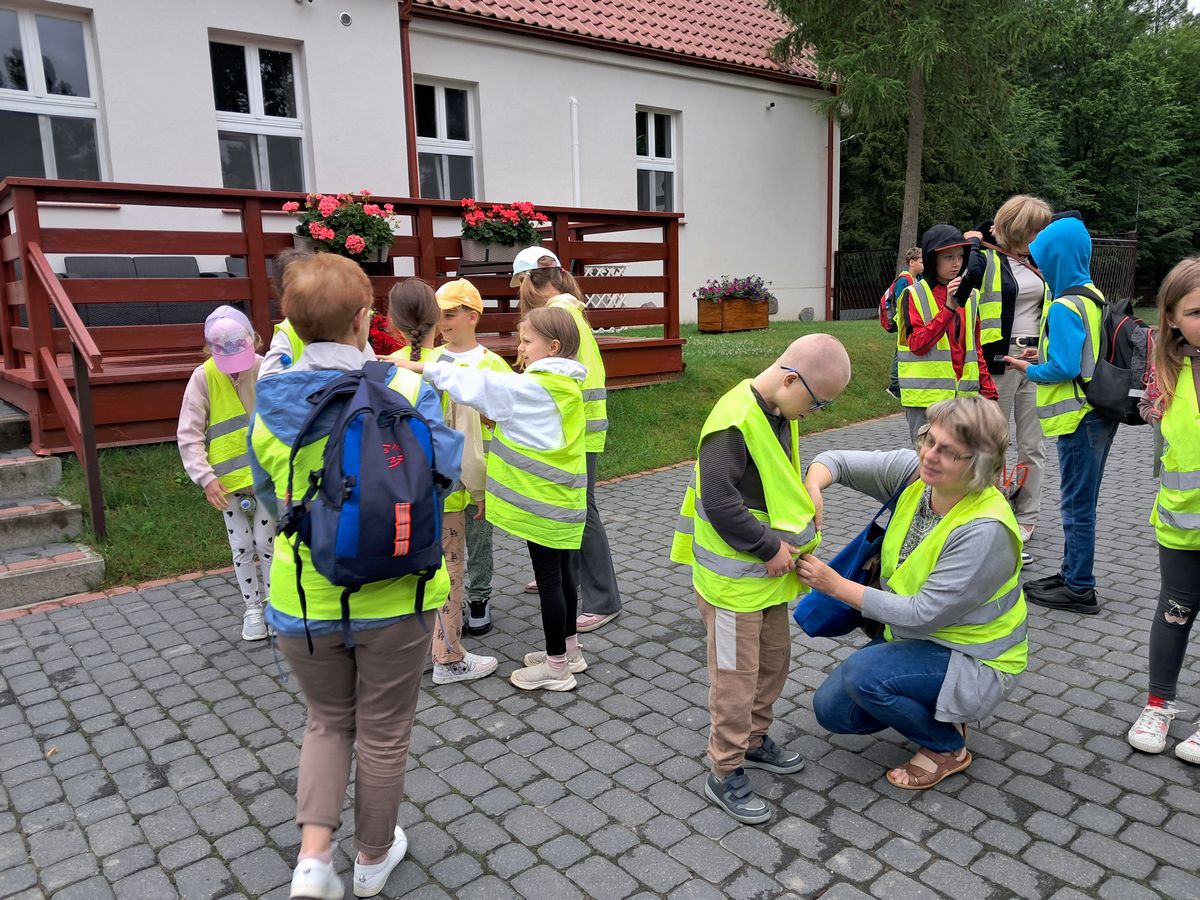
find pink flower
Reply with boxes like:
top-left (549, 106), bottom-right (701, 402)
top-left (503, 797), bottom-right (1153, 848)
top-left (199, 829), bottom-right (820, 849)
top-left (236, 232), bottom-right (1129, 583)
top-left (308, 222), bottom-right (335, 242)
top-left (317, 196), bottom-right (339, 218)
top-left (281, 201), bottom-right (300, 213)
top-left (344, 234), bottom-right (366, 255)
top-left (363, 204), bottom-right (382, 217)
top-left (460, 197), bottom-right (474, 208)
top-left (383, 203), bottom-right (394, 214)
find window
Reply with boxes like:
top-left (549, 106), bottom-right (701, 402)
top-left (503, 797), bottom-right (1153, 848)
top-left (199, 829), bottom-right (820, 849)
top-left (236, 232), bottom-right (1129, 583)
top-left (0, 7), bottom-right (101, 180)
top-left (209, 39), bottom-right (305, 191)
top-left (414, 81), bottom-right (476, 200)
top-left (635, 109), bottom-right (677, 212)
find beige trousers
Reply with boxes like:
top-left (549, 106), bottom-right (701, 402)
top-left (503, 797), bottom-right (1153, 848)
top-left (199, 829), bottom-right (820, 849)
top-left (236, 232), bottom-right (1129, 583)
top-left (994, 355), bottom-right (1046, 523)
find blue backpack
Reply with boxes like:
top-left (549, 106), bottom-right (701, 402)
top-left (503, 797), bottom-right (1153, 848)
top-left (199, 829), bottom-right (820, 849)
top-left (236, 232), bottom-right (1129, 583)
top-left (278, 361), bottom-right (446, 650)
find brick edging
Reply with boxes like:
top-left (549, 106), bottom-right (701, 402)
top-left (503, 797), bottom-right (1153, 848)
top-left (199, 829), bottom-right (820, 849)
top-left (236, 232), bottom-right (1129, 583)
top-left (0, 566), bottom-right (235, 622)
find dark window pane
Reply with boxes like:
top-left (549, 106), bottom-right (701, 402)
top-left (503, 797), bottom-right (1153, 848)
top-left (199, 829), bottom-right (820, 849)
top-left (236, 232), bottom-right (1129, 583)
top-left (0, 110), bottom-right (44, 178)
top-left (445, 88), bottom-right (469, 141)
top-left (210, 42), bottom-right (249, 113)
top-left (265, 134), bottom-right (303, 191)
top-left (654, 113), bottom-right (672, 159)
top-left (50, 116), bottom-right (99, 180)
top-left (636, 168), bottom-right (651, 211)
top-left (415, 84), bottom-right (437, 138)
top-left (418, 152), bottom-right (444, 199)
top-left (218, 131), bottom-right (259, 189)
top-left (36, 15), bottom-right (88, 97)
top-left (259, 49), bottom-right (296, 118)
top-left (656, 171), bottom-right (674, 211)
top-left (447, 155), bottom-right (473, 200)
top-left (635, 110), bottom-right (648, 156)
top-left (0, 9), bottom-right (26, 91)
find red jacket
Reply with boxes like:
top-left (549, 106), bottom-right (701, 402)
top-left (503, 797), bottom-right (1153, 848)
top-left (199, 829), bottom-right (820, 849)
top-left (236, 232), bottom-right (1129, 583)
top-left (905, 283), bottom-right (998, 400)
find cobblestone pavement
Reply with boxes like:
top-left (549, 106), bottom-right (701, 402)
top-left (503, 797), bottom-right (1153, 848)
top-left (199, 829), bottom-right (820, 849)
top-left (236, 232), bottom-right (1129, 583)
top-left (3, 411), bottom-right (1199, 899)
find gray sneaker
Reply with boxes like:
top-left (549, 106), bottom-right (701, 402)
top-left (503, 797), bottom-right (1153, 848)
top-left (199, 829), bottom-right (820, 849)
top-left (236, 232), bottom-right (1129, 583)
top-left (743, 735), bottom-right (805, 774)
top-left (703, 768), bottom-right (770, 825)
top-left (242, 605), bottom-right (268, 642)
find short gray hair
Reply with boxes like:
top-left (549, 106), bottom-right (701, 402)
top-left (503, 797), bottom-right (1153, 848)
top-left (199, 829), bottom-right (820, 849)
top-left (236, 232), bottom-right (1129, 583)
top-left (920, 397), bottom-right (1010, 493)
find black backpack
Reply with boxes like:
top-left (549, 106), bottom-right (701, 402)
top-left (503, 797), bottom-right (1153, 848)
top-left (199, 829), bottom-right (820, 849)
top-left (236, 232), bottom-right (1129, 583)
top-left (1062, 288), bottom-right (1153, 426)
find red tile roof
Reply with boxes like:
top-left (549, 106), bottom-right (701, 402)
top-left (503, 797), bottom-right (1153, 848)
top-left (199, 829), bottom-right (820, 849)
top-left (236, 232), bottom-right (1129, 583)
top-left (413, 0), bottom-right (818, 83)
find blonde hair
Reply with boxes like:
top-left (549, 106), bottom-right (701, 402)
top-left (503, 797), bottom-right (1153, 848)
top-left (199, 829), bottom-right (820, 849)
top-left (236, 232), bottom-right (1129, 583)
top-left (992, 195), bottom-right (1052, 255)
top-left (282, 254), bottom-right (371, 344)
top-left (904, 246), bottom-right (921, 264)
top-left (1152, 257), bottom-right (1200, 411)
top-left (518, 264), bottom-right (587, 319)
top-left (520, 306), bottom-right (580, 361)
top-left (921, 396), bottom-right (1010, 493)
top-left (387, 278), bottom-right (439, 362)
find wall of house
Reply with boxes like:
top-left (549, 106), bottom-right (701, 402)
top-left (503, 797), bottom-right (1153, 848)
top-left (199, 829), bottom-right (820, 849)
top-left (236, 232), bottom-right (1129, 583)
top-left (410, 21), bottom-right (835, 321)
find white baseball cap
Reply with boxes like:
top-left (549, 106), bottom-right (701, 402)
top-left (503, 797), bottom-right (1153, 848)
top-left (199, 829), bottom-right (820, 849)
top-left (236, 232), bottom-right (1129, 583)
top-left (204, 306), bottom-right (256, 374)
top-left (510, 246), bottom-right (561, 287)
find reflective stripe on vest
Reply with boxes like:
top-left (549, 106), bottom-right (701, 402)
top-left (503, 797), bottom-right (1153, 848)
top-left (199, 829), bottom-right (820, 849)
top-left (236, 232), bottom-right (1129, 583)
top-left (1035, 287), bottom-right (1103, 437)
top-left (977, 248), bottom-right (1004, 344)
top-left (1151, 356), bottom-right (1200, 549)
top-left (669, 380), bottom-right (820, 612)
top-left (274, 319), bottom-right (305, 366)
top-left (550, 298), bottom-right (608, 453)
top-left (880, 481), bottom-right (1027, 674)
top-left (896, 280), bottom-right (983, 407)
top-left (203, 357), bottom-right (253, 492)
top-left (485, 369), bottom-right (587, 549)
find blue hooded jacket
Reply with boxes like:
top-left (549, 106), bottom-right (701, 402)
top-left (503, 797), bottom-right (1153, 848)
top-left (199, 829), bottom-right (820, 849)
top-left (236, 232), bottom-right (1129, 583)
top-left (1025, 217), bottom-right (1095, 384)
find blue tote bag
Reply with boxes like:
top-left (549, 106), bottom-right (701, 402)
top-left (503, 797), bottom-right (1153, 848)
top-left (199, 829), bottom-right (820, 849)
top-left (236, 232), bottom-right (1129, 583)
top-left (792, 483), bottom-right (907, 638)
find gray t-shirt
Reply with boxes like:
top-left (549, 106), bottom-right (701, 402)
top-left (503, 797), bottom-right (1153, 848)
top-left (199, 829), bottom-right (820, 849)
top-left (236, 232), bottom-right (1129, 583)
top-left (809, 448), bottom-right (1021, 723)
top-left (1009, 258), bottom-right (1046, 339)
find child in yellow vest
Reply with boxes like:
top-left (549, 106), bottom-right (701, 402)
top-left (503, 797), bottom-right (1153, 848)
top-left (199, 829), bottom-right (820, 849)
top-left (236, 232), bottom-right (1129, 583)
top-left (387, 279), bottom-right (498, 686)
top-left (177, 306), bottom-right (273, 642)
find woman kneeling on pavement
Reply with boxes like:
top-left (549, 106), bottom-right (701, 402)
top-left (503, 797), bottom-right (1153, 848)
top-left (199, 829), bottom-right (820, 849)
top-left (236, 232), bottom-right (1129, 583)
top-left (797, 396), bottom-right (1028, 790)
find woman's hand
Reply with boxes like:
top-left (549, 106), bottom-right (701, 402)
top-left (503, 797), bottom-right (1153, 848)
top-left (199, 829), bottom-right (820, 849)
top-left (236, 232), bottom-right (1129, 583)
top-left (795, 553), bottom-right (843, 596)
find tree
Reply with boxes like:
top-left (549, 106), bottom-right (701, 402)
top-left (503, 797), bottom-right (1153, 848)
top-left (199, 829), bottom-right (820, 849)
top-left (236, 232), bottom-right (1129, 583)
top-left (771, 0), bottom-right (1027, 268)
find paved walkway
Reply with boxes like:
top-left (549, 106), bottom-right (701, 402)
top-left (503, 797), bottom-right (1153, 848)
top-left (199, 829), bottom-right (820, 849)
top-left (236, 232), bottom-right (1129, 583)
top-left (2, 412), bottom-right (1197, 899)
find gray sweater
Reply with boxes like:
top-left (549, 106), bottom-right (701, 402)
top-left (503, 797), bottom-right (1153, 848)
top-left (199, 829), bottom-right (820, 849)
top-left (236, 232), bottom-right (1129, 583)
top-left (810, 448), bottom-right (1021, 723)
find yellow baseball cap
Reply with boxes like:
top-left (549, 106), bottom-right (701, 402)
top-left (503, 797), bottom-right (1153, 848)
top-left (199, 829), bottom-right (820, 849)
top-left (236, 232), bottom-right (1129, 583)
top-left (435, 279), bottom-right (483, 313)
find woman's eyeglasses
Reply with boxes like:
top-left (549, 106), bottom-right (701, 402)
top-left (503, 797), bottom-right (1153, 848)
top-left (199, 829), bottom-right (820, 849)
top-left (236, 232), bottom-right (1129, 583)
top-left (918, 432), bottom-right (973, 463)
top-left (779, 366), bottom-right (833, 411)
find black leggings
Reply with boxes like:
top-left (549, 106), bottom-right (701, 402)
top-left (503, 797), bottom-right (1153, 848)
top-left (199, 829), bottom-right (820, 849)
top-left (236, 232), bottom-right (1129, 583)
top-left (526, 542), bottom-right (578, 656)
top-left (1148, 544), bottom-right (1200, 700)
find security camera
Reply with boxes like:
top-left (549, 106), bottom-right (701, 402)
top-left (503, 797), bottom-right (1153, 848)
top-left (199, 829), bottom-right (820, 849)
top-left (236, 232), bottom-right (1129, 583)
top-left (766, 101), bottom-right (776, 110)
top-left (339, 11), bottom-right (352, 24)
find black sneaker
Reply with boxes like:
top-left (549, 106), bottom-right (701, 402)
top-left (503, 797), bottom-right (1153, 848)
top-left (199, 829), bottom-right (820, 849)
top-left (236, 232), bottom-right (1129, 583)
top-left (465, 600), bottom-right (493, 636)
top-left (1024, 571), bottom-right (1065, 591)
top-left (1025, 582), bottom-right (1100, 615)
top-left (743, 735), bottom-right (805, 775)
top-left (703, 768), bottom-right (770, 825)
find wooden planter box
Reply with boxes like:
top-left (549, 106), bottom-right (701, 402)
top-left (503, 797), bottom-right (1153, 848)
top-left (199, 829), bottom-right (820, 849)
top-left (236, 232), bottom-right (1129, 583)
top-left (697, 298), bottom-right (769, 333)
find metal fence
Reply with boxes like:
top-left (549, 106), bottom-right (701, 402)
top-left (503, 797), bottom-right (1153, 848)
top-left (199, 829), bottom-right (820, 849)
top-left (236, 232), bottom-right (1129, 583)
top-left (832, 234), bottom-right (1139, 320)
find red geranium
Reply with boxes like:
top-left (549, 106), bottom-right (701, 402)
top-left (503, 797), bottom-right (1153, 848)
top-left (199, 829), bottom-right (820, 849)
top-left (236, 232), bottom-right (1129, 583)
top-left (368, 310), bottom-right (404, 356)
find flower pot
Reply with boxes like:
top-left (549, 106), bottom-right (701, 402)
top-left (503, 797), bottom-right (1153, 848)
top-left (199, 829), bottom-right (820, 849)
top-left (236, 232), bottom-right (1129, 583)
top-left (459, 238), bottom-right (528, 265)
top-left (697, 298), bottom-right (770, 333)
top-left (293, 233), bottom-right (390, 264)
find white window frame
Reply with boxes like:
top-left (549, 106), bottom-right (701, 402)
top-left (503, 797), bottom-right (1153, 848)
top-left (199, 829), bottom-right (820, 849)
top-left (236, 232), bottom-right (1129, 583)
top-left (413, 79), bottom-right (477, 200)
top-left (635, 107), bottom-right (678, 212)
top-left (0, 4), bottom-right (106, 179)
top-left (209, 34), bottom-right (308, 191)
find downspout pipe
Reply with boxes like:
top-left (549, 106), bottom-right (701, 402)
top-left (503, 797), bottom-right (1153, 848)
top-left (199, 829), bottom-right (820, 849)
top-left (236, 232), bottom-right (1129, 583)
top-left (824, 113), bottom-right (835, 321)
top-left (569, 96), bottom-right (582, 206)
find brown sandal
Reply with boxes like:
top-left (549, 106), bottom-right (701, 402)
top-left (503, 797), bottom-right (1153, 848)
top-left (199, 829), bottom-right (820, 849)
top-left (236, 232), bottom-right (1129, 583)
top-left (886, 747), bottom-right (973, 790)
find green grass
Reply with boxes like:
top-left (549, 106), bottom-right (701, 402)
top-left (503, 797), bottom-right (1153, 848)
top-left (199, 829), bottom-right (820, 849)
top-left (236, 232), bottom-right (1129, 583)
top-left (62, 321), bottom-right (899, 585)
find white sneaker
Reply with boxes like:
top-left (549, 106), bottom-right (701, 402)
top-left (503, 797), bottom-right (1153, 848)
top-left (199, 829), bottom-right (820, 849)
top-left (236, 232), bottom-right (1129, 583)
top-left (1176, 726), bottom-right (1200, 764)
top-left (290, 857), bottom-right (343, 899)
top-left (510, 659), bottom-right (576, 692)
top-left (523, 646), bottom-right (587, 674)
top-left (353, 826), bottom-right (407, 897)
top-left (242, 605), bottom-right (268, 642)
top-left (432, 652), bottom-right (499, 685)
top-left (1128, 702), bottom-right (1178, 754)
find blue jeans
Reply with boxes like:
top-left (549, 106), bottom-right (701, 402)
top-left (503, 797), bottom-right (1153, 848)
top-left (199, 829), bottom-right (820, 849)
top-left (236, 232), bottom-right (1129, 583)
top-left (1055, 411), bottom-right (1118, 591)
top-left (813, 639), bottom-right (963, 753)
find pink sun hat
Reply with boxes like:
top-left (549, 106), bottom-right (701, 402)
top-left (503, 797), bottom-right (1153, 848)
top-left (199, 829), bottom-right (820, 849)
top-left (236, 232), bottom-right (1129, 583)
top-left (204, 306), bottom-right (257, 374)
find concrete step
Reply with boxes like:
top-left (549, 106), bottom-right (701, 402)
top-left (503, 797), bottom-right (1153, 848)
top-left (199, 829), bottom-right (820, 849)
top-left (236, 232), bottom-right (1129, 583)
top-left (0, 402), bottom-right (30, 453)
top-left (0, 496), bottom-right (83, 551)
top-left (0, 541), bottom-right (105, 610)
top-left (0, 449), bottom-right (62, 497)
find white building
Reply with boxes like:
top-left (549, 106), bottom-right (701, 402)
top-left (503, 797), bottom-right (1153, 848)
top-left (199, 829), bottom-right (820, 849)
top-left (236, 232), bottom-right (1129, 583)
top-left (0, 0), bottom-right (837, 320)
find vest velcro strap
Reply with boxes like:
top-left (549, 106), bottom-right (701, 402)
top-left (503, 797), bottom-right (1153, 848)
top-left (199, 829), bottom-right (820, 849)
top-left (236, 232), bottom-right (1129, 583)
top-left (693, 544), bottom-right (773, 579)
top-left (1037, 396), bottom-right (1085, 419)
top-left (586, 419), bottom-right (609, 433)
top-left (582, 388), bottom-right (608, 401)
top-left (490, 440), bottom-right (587, 489)
top-left (212, 453), bottom-right (251, 477)
top-left (898, 349), bottom-right (955, 363)
top-left (486, 478), bottom-right (587, 524)
top-left (206, 414), bottom-right (249, 442)
top-left (898, 377), bottom-right (960, 390)
top-left (1161, 470), bottom-right (1200, 491)
top-left (1156, 506), bottom-right (1200, 530)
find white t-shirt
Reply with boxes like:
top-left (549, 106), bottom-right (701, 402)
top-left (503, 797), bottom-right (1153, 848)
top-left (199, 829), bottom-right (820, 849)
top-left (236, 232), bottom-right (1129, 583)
top-left (1009, 258), bottom-right (1046, 340)
top-left (439, 344), bottom-right (488, 366)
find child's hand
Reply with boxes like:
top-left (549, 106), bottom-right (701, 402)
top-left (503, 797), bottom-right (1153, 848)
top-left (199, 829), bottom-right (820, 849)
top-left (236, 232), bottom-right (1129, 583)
top-left (204, 479), bottom-right (229, 511)
top-left (964, 230), bottom-right (983, 241)
top-left (766, 541), bottom-right (797, 577)
top-left (390, 357), bottom-right (425, 373)
top-left (1002, 355), bottom-right (1030, 373)
top-left (945, 276), bottom-right (962, 301)
top-left (473, 499), bottom-right (486, 521)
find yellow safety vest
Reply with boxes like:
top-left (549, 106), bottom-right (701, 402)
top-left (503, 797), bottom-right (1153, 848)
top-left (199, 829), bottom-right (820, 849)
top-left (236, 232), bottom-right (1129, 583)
top-left (669, 380), bottom-right (820, 612)
top-left (438, 347), bottom-right (512, 514)
top-left (977, 248), bottom-right (1004, 345)
top-left (203, 357), bottom-right (252, 492)
top-left (250, 365), bottom-right (448, 621)
top-left (485, 370), bottom-right (587, 549)
top-left (1035, 284), bottom-right (1104, 437)
top-left (882, 481), bottom-right (1027, 675)
top-left (549, 297), bottom-right (608, 454)
top-left (273, 319), bottom-right (305, 367)
top-left (1152, 357), bottom-right (1200, 550)
top-left (897, 280), bottom-right (983, 407)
